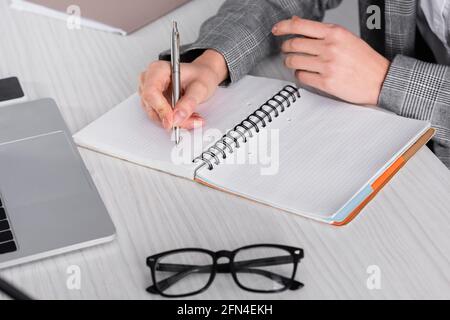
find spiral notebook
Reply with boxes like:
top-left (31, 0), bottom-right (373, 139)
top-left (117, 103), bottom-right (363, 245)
top-left (74, 76), bottom-right (433, 225)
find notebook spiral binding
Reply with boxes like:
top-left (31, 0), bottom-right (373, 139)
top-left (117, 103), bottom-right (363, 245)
top-left (193, 85), bottom-right (300, 172)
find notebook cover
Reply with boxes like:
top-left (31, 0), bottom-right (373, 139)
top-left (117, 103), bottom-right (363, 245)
top-left (331, 128), bottom-right (435, 226)
top-left (25, 0), bottom-right (190, 34)
top-left (195, 128), bottom-right (435, 226)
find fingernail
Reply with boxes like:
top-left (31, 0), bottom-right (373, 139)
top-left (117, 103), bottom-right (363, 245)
top-left (174, 110), bottom-right (187, 126)
top-left (272, 25), bottom-right (278, 34)
top-left (193, 119), bottom-right (204, 129)
top-left (162, 118), bottom-right (170, 130)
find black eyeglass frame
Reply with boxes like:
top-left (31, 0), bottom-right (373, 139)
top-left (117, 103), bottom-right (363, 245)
top-left (146, 244), bottom-right (304, 298)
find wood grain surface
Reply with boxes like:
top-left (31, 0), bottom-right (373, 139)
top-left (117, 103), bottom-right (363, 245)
top-left (0, 0), bottom-right (449, 299)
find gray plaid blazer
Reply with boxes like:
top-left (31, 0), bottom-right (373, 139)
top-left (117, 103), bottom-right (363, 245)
top-left (162, 0), bottom-right (450, 168)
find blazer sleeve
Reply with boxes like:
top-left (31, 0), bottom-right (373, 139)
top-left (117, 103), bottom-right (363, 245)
top-left (379, 55), bottom-right (450, 168)
top-left (160, 0), bottom-right (342, 83)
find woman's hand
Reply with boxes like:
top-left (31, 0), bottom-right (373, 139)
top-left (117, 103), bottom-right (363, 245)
top-left (139, 49), bottom-right (228, 130)
top-left (273, 16), bottom-right (390, 106)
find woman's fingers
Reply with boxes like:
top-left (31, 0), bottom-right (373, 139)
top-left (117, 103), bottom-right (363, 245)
top-left (141, 97), bottom-right (161, 122)
top-left (173, 81), bottom-right (209, 126)
top-left (140, 61), bottom-right (174, 129)
top-left (281, 37), bottom-right (324, 55)
top-left (180, 113), bottom-right (205, 130)
top-left (142, 87), bottom-right (173, 129)
top-left (295, 71), bottom-right (324, 91)
top-left (139, 51), bottom-right (225, 131)
top-left (284, 54), bottom-right (323, 73)
top-left (273, 16), bottom-right (330, 39)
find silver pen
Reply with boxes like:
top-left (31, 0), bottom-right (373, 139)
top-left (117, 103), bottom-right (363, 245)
top-left (171, 21), bottom-right (181, 145)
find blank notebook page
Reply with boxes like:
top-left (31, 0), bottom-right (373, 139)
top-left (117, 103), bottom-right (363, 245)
top-left (196, 89), bottom-right (430, 219)
top-left (73, 76), bottom-right (291, 179)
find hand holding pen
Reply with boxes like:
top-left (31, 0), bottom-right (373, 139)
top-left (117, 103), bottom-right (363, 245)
top-left (139, 25), bottom-right (228, 135)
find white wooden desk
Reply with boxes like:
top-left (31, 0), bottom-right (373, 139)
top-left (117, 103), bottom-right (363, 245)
top-left (0, 0), bottom-right (449, 300)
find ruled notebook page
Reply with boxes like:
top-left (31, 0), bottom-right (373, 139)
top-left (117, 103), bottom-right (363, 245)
top-left (196, 89), bottom-right (430, 219)
top-left (73, 76), bottom-right (291, 179)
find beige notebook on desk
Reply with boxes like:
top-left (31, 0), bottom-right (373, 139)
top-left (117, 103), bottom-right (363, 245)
top-left (74, 76), bottom-right (433, 225)
top-left (11, 0), bottom-right (189, 35)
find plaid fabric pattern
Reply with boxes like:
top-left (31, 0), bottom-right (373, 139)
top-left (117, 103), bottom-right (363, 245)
top-left (383, 0), bottom-right (417, 60)
top-left (171, 0), bottom-right (342, 82)
top-left (379, 0), bottom-right (450, 168)
top-left (164, 0), bottom-right (449, 168)
top-left (380, 55), bottom-right (450, 167)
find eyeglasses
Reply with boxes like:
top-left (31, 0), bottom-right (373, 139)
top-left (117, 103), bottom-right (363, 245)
top-left (146, 244), bottom-right (304, 297)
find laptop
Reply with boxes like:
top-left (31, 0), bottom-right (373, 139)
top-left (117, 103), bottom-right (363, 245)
top-left (11, 0), bottom-right (190, 35)
top-left (0, 99), bottom-right (115, 269)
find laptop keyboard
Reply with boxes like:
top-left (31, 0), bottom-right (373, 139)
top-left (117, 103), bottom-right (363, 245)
top-left (0, 195), bottom-right (17, 254)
